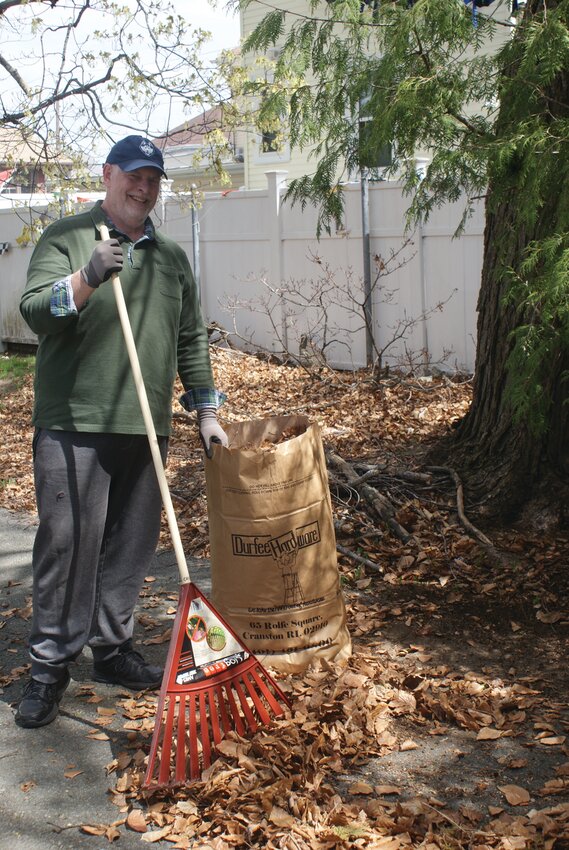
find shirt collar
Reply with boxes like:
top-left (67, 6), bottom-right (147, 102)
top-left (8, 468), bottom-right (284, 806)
top-left (92, 200), bottom-right (156, 242)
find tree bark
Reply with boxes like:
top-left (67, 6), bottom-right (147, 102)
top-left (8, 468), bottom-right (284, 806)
top-left (438, 3), bottom-right (569, 526)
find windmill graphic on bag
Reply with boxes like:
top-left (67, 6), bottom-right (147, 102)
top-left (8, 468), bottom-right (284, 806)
top-left (269, 531), bottom-right (306, 606)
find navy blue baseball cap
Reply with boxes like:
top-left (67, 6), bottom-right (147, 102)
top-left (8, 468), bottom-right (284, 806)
top-left (105, 135), bottom-right (167, 177)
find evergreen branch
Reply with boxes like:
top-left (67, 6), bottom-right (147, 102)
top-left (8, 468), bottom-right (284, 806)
top-left (448, 108), bottom-right (492, 138)
top-left (240, 0), bottom-right (384, 30)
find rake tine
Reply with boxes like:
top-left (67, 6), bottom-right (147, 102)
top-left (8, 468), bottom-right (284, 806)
top-left (175, 695), bottom-right (187, 783)
top-left (214, 682), bottom-right (234, 735)
top-left (199, 691), bottom-right (212, 770)
top-left (241, 672), bottom-right (271, 725)
top-left (158, 698), bottom-right (176, 787)
top-left (188, 692), bottom-right (200, 781)
top-left (250, 664), bottom-right (288, 717)
top-left (231, 676), bottom-right (259, 732)
top-left (222, 681), bottom-right (247, 736)
top-left (208, 687), bottom-right (223, 745)
top-left (145, 684), bottom-right (169, 786)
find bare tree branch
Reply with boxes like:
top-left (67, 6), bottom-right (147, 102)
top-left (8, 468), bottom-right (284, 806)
top-left (0, 0), bottom-right (237, 197)
top-left (0, 53), bottom-right (30, 95)
top-left (1, 54), bottom-right (128, 125)
top-left (0, 0), bottom-right (56, 15)
top-left (427, 466), bottom-right (493, 547)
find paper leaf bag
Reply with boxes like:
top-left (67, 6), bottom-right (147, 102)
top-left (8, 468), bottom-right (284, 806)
top-left (205, 415), bottom-right (351, 673)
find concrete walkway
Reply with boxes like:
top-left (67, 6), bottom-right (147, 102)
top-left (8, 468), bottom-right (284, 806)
top-left (0, 507), bottom-right (211, 849)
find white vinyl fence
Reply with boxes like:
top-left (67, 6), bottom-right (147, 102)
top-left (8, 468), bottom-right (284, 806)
top-left (0, 172), bottom-right (484, 373)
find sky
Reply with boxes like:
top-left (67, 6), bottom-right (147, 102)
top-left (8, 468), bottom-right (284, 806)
top-left (187, 0), bottom-right (241, 59)
top-left (0, 0), bottom-right (242, 157)
top-left (1, 1), bottom-right (241, 82)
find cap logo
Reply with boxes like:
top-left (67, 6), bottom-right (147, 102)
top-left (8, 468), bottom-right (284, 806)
top-left (139, 139), bottom-right (155, 158)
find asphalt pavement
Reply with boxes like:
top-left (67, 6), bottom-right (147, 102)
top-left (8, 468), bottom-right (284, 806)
top-left (0, 507), bottom-right (212, 849)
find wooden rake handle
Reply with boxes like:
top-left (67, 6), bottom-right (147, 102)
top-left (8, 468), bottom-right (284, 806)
top-left (100, 224), bottom-right (191, 585)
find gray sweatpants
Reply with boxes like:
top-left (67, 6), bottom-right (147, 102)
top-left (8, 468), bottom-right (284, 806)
top-left (29, 429), bottom-right (167, 683)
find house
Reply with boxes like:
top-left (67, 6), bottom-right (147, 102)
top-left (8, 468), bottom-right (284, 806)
top-left (0, 127), bottom-right (74, 195)
top-left (153, 106), bottom-right (246, 192)
top-left (239, 0), bottom-right (518, 190)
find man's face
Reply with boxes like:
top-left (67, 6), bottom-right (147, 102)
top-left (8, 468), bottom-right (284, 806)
top-left (102, 163), bottom-right (161, 237)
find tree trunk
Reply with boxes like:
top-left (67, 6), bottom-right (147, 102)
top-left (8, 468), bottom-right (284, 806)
top-left (443, 195), bottom-right (544, 523)
top-left (436, 2), bottom-right (569, 527)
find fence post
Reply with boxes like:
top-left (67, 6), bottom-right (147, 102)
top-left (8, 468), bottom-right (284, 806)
top-left (190, 184), bottom-right (201, 303)
top-left (414, 158), bottom-right (430, 373)
top-left (265, 170), bottom-right (288, 352)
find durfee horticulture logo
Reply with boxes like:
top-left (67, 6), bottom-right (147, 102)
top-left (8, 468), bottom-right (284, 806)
top-left (231, 520), bottom-right (321, 558)
top-left (232, 525), bottom-right (320, 606)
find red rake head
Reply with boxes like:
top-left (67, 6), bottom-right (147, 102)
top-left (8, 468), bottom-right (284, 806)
top-left (143, 583), bottom-right (291, 789)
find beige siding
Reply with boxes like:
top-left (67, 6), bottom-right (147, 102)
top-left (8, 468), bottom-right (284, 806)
top-left (241, 0), bottom-right (328, 190)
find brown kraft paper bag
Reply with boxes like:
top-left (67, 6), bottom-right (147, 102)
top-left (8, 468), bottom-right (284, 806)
top-left (205, 414), bottom-right (352, 673)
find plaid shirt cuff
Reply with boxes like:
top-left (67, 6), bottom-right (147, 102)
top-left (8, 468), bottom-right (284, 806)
top-left (50, 277), bottom-right (78, 317)
top-left (179, 387), bottom-right (227, 412)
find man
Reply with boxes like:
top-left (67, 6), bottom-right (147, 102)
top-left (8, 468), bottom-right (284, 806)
top-left (17, 135), bottom-right (228, 728)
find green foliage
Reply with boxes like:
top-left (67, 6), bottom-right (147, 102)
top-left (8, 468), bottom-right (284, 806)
top-left (505, 234), bottom-right (569, 433)
top-left (238, 0), bottom-right (569, 440)
top-left (239, 0), bottom-right (505, 234)
top-left (243, 9), bottom-right (287, 50)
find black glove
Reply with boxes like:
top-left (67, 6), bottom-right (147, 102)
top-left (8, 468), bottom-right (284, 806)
top-left (197, 406), bottom-right (229, 458)
top-left (80, 239), bottom-right (123, 288)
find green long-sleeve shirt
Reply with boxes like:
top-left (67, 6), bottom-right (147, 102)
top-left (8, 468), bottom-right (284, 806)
top-left (20, 201), bottom-right (215, 436)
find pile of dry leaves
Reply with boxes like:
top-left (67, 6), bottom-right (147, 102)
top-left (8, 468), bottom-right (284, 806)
top-left (2, 347), bottom-right (569, 849)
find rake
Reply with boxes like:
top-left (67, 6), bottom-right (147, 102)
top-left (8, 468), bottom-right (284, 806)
top-left (100, 225), bottom-right (291, 788)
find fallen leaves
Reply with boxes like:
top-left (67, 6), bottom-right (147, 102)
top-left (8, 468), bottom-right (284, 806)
top-left (64, 767), bottom-right (83, 779)
top-left (3, 351), bottom-right (569, 849)
top-left (83, 640), bottom-right (567, 849)
top-left (80, 821), bottom-right (123, 841)
top-left (140, 824), bottom-right (172, 843)
top-left (348, 781), bottom-right (375, 795)
top-left (535, 610), bottom-right (566, 624)
top-left (477, 727), bottom-right (505, 740)
top-left (538, 735), bottom-right (566, 746)
top-left (126, 808), bottom-right (147, 833)
top-left (498, 785), bottom-right (531, 806)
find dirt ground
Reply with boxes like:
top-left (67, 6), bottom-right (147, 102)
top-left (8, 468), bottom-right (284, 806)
top-left (348, 574), bottom-right (569, 809)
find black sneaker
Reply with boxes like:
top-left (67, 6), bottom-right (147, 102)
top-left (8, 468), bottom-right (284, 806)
top-left (15, 670), bottom-right (71, 728)
top-left (93, 640), bottom-right (163, 690)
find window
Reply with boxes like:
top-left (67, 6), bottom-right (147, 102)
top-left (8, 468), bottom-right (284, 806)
top-left (261, 130), bottom-right (279, 154)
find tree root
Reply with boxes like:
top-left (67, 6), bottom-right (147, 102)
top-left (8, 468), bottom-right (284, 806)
top-left (427, 465), bottom-right (493, 546)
